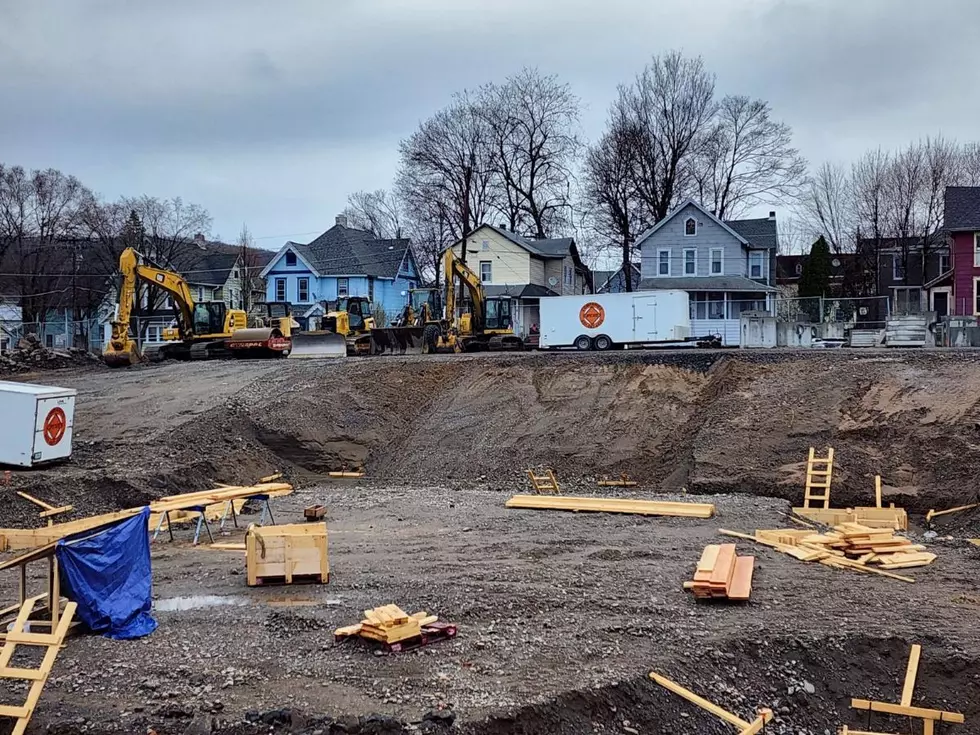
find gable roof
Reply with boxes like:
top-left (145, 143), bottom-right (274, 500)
top-left (475, 225), bottom-right (578, 261)
top-left (726, 217), bottom-right (778, 249)
top-left (264, 225), bottom-right (412, 280)
top-left (594, 263), bottom-right (642, 292)
top-left (945, 186), bottom-right (980, 231)
top-left (636, 200), bottom-right (748, 248)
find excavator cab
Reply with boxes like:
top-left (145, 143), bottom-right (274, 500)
top-left (192, 302), bottom-right (229, 337)
top-left (484, 297), bottom-right (513, 332)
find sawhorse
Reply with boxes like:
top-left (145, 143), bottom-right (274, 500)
top-left (152, 506), bottom-right (215, 545)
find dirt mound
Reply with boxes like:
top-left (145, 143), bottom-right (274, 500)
top-left (0, 333), bottom-right (102, 375)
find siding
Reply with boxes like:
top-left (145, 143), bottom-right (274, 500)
top-left (543, 258), bottom-right (563, 294)
top-left (640, 203), bottom-right (746, 280)
top-left (452, 228), bottom-right (531, 285)
top-left (952, 232), bottom-right (980, 315)
top-left (529, 256), bottom-right (546, 285)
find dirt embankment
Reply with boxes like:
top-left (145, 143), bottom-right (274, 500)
top-left (8, 351), bottom-right (980, 525)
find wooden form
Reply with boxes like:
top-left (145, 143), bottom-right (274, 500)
top-left (527, 469), bottom-right (560, 494)
top-left (597, 474), bottom-right (638, 488)
top-left (0, 483), bottom-right (293, 551)
top-left (506, 494), bottom-right (715, 518)
top-left (246, 521), bottom-right (328, 586)
top-left (720, 522), bottom-right (935, 583)
top-left (686, 544), bottom-right (755, 601)
top-left (0, 540), bottom-right (72, 636)
top-left (0, 595), bottom-right (77, 735)
top-left (794, 506), bottom-right (907, 531)
top-left (849, 644), bottom-right (964, 732)
top-left (304, 504), bottom-right (326, 521)
top-left (648, 672), bottom-right (773, 734)
top-left (328, 470), bottom-right (365, 478)
top-left (803, 446), bottom-right (834, 509)
top-left (335, 605), bottom-right (438, 645)
top-left (925, 502), bottom-right (979, 524)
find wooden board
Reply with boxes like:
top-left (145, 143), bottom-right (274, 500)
top-left (794, 506), bottom-right (908, 531)
top-left (727, 556), bottom-right (755, 601)
top-left (247, 521), bottom-right (328, 587)
top-left (850, 698), bottom-right (964, 723)
top-left (649, 672), bottom-right (750, 729)
top-left (505, 495), bottom-right (714, 518)
top-left (900, 644), bottom-right (921, 706)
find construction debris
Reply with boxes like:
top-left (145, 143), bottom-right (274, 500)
top-left (649, 672), bottom-right (773, 734)
top-left (685, 544), bottom-right (754, 601)
top-left (0, 334), bottom-right (100, 375)
top-left (506, 494), bottom-right (715, 518)
top-left (246, 521), bottom-right (329, 586)
top-left (527, 469), bottom-right (560, 494)
top-left (334, 604), bottom-right (457, 652)
top-left (720, 522), bottom-right (935, 583)
top-left (849, 643), bottom-right (965, 731)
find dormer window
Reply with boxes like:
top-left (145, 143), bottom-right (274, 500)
top-left (684, 217), bottom-right (697, 236)
top-left (285, 250), bottom-right (297, 267)
top-left (795, 263), bottom-right (803, 275)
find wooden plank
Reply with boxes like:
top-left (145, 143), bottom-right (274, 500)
top-left (0, 666), bottom-right (44, 681)
top-left (15, 492), bottom-right (56, 511)
top-left (709, 544), bottom-right (737, 593)
top-left (696, 545), bottom-right (721, 574)
top-left (0, 705), bottom-right (30, 719)
top-left (505, 495), bottom-right (714, 518)
top-left (850, 699), bottom-right (964, 723)
top-left (737, 711), bottom-right (774, 735)
top-left (875, 475), bottom-right (882, 508)
top-left (37, 506), bottom-right (73, 520)
top-left (900, 644), bottom-right (921, 706)
top-left (727, 556), bottom-right (755, 601)
top-left (648, 672), bottom-right (750, 729)
top-left (820, 558), bottom-right (915, 583)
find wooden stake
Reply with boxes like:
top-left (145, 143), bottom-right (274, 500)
top-left (900, 644), bottom-right (921, 706)
top-left (649, 672), bottom-right (751, 729)
top-left (874, 475), bottom-right (882, 509)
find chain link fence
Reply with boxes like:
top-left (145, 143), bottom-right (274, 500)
top-left (774, 296), bottom-right (890, 329)
top-left (1, 317), bottom-right (105, 354)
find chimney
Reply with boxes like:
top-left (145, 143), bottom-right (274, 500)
top-left (335, 214), bottom-right (348, 228)
top-left (193, 233), bottom-right (207, 249)
top-left (769, 211), bottom-right (776, 220)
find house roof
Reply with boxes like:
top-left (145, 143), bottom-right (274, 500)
top-left (594, 263), bottom-right (642, 292)
top-left (944, 186), bottom-right (980, 231)
top-left (638, 275), bottom-right (777, 292)
top-left (855, 236), bottom-right (945, 253)
top-left (776, 253), bottom-right (855, 284)
top-left (474, 225), bottom-right (581, 263)
top-left (483, 284), bottom-right (559, 299)
top-left (726, 217), bottom-right (779, 249)
top-left (275, 225), bottom-right (411, 279)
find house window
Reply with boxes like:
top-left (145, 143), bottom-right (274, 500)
top-left (197, 287), bottom-right (205, 302)
top-left (145, 325), bottom-right (160, 343)
top-left (940, 253), bottom-right (951, 274)
top-left (975, 278), bottom-right (980, 316)
top-left (893, 254), bottom-right (906, 281)
top-left (233, 269), bottom-right (239, 279)
top-left (795, 262), bottom-right (803, 275)
top-left (368, 278), bottom-right (375, 304)
top-left (564, 265), bottom-right (573, 286)
top-left (285, 251), bottom-right (297, 267)
top-left (683, 249), bottom-right (696, 276)
top-left (974, 234), bottom-right (980, 268)
top-left (749, 251), bottom-right (765, 280)
top-left (657, 249), bottom-right (670, 276)
top-left (684, 217), bottom-right (697, 236)
top-left (482, 239), bottom-right (490, 251)
top-left (338, 278), bottom-right (349, 297)
top-left (689, 292), bottom-right (726, 320)
top-left (213, 288), bottom-right (223, 301)
top-left (45, 334), bottom-right (54, 348)
top-left (298, 277), bottom-right (310, 303)
top-left (711, 249), bottom-right (724, 276)
top-left (275, 278), bottom-right (286, 302)
top-left (480, 261), bottom-right (492, 283)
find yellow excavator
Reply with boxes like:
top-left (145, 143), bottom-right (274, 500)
top-left (103, 248), bottom-right (292, 366)
top-left (415, 248), bottom-right (523, 354)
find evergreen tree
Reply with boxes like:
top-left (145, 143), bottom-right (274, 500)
top-left (799, 236), bottom-right (832, 298)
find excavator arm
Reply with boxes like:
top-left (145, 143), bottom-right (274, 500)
top-left (104, 247), bottom-right (199, 366)
top-left (443, 247), bottom-right (485, 332)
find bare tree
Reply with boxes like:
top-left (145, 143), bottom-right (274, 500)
top-left (238, 222), bottom-right (264, 312)
top-left (481, 69), bottom-right (582, 237)
top-left (693, 95), bottom-right (807, 219)
top-left (803, 162), bottom-right (856, 253)
top-left (962, 142), bottom-right (980, 186)
top-left (614, 51), bottom-right (717, 222)
top-left (343, 189), bottom-right (403, 238)
top-left (582, 127), bottom-right (645, 291)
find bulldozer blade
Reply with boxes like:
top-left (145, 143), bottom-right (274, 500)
top-left (289, 331), bottom-right (348, 358)
top-left (370, 327), bottom-right (425, 356)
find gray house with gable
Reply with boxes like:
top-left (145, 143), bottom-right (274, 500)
top-left (635, 200), bottom-right (779, 345)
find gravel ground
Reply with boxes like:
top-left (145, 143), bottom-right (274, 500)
top-left (2, 350), bottom-right (980, 733)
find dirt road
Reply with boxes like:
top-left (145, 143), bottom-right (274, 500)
top-left (2, 350), bottom-right (980, 734)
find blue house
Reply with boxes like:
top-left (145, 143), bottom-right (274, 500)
top-left (260, 216), bottom-right (420, 326)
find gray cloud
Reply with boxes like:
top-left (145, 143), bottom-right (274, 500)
top-left (1, 0), bottom-right (978, 241)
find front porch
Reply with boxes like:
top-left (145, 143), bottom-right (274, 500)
top-left (687, 291), bottom-right (774, 346)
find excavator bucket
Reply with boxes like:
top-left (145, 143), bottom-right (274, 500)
top-left (103, 341), bottom-right (141, 368)
top-left (289, 331), bottom-right (348, 358)
top-left (370, 327), bottom-right (425, 355)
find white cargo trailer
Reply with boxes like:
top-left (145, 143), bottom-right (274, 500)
top-left (538, 291), bottom-right (691, 350)
top-left (0, 381), bottom-right (77, 467)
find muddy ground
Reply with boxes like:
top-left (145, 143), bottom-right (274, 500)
top-left (2, 350), bottom-right (980, 734)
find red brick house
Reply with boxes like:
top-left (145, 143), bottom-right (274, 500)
top-left (944, 187), bottom-right (980, 316)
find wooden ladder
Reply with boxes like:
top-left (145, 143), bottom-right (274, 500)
top-left (0, 595), bottom-right (77, 735)
top-left (527, 469), bottom-right (560, 495)
top-left (803, 447), bottom-right (834, 509)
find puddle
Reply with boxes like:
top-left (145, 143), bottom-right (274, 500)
top-left (155, 595), bottom-right (341, 612)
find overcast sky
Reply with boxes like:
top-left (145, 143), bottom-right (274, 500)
top-left (2, 0), bottom-right (978, 249)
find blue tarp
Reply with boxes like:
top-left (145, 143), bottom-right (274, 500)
top-left (56, 507), bottom-right (157, 640)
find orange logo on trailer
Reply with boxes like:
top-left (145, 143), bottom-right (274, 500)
top-left (579, 302), bottom-right (605, 329)
top-left (43, 407), bottom-right (66, 446)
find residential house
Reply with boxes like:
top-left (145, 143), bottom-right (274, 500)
top-left (0, 301), bottom-right (22, 353)
top-left (593, 263), bottom-right (642, 294)
top-left (260, 216), bottom-right (419, 328)
top-left (939, 186), bottom-right (980, 317)
top-left (635, 201), bottom-right (779, 345)
top-left (447, 224), bottom-right (591, 339)
top-left (856, 236), bottom-right (948, 318)
top-left (775, 253), bottom-right (857, 298)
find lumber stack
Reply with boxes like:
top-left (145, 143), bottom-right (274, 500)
top-left (686, 544), bottom-right (754, 601)
top-left (334, 605), bottom-right (437, 645)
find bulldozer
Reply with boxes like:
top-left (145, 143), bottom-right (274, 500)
top-left (412, 248), bottom-right (523, 354)
top-left (104, 248), bottom-right (290, 366)
top-left (290, 296), bottom-right (376, 358)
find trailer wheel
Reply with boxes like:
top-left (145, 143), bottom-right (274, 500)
top-left (594, 334), bottom-right (613, 351)
top-left (574, 335), bottom-right (593, 351)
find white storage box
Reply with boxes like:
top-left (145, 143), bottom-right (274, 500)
top-left (0, 381), bottom-right (77, 467)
